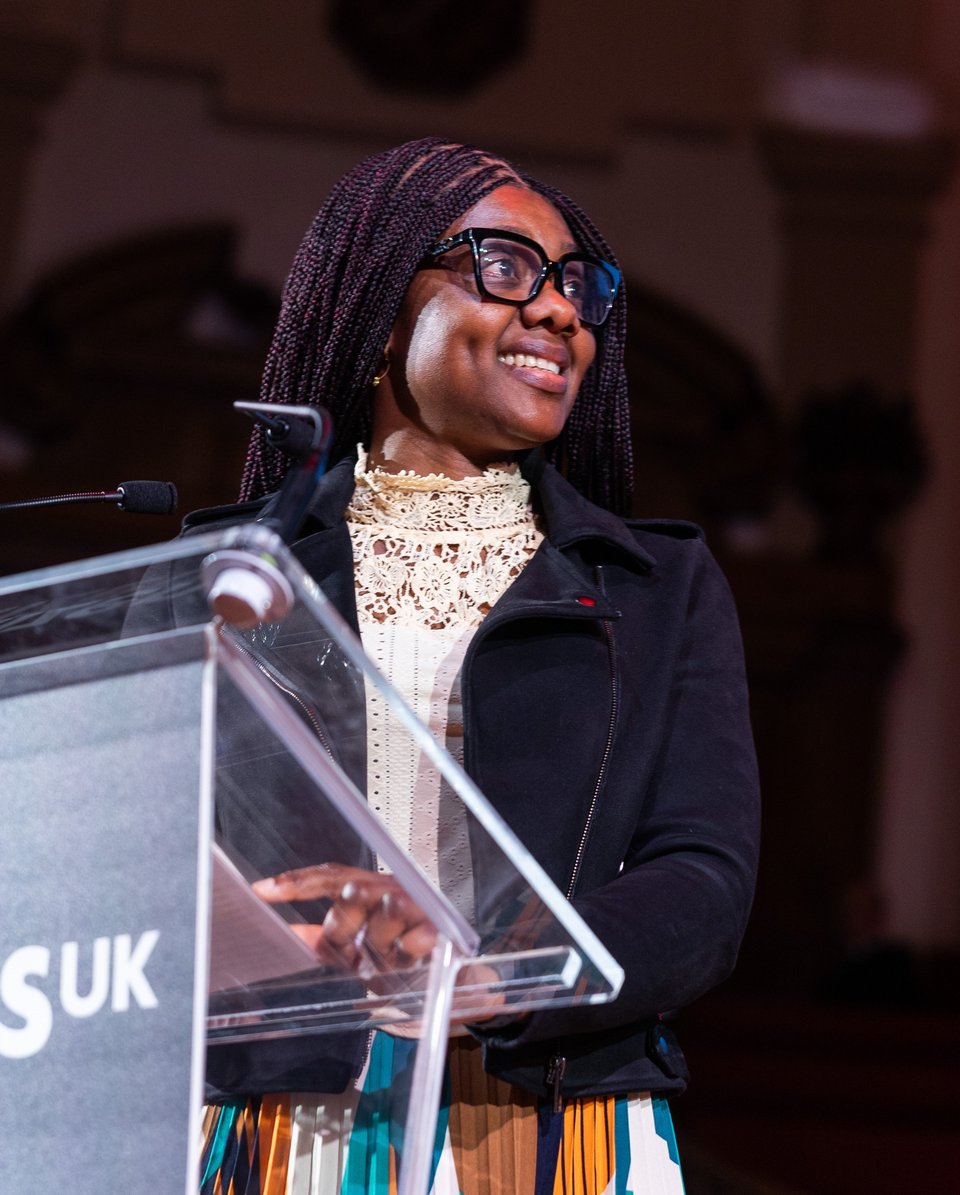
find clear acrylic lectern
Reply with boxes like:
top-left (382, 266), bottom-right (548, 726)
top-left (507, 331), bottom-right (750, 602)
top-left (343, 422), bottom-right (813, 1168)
top-left (0, 523), bottom-right (623, 1195)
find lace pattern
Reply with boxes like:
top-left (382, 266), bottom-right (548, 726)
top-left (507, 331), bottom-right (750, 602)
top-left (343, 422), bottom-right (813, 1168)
top-left (347, 451), bottom-right (544, 631)
top-left (362, 622), bottom-right (475, 923)
top-left (347, 452), bottom-right (542, 922)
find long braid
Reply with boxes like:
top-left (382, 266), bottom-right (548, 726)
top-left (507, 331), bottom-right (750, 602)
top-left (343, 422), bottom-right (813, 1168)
top-left (521, 173), bottom-right (633, 515)
top-left (240, 137), bottom-right (634, 514)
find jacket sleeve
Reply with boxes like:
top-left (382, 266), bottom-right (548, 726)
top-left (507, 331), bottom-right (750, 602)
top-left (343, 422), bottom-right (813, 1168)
top-left (478, 537), bottom-right (760, 1046)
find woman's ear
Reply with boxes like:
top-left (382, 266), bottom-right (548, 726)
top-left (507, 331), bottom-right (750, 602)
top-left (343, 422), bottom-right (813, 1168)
top-left (371, 348), bottom-right (392, 389)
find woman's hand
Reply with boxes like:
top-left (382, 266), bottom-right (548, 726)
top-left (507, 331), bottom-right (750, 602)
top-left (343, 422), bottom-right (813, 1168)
top-left (252, 863), bottom-right (436, 978)
top-left (251, 863), bottom-right (515, 1027)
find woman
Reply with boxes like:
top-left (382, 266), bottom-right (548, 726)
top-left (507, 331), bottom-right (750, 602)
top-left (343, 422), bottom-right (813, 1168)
top-left (197, 137), bottom-right (760, 1194)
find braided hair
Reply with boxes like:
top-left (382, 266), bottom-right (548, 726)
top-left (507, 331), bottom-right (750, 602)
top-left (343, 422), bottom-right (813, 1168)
top-left (239, 137), bottom-right (633, 514)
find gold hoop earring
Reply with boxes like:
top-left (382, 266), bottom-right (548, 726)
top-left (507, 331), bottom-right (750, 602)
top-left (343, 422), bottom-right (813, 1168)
top-left (371, 354), bottom-right (390, 388)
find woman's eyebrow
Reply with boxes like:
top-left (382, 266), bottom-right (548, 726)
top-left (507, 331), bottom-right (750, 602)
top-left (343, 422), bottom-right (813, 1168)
top-left (491, 225), bottom-right (579, 254)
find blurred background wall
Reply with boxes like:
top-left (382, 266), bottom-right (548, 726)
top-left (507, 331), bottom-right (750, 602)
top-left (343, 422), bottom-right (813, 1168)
top-left (1, 2), bottom-right (958, 1190)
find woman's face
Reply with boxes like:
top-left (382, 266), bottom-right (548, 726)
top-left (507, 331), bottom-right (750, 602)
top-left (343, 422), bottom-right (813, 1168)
top-left (370, 185), bottom-right (597, 477)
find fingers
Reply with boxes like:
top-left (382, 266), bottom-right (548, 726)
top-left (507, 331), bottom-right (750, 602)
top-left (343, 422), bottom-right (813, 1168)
top-left (252, 864), bottom-right (437, 976)
top-left (251, 863), bottom-right (361, 903)
top-left (321, 878), bottom-right (378, 965)
top-left (450, 961), bottom-right (508, 1023)
top-left (287, 923), bottom-right (327, 954)
top-left (392, 920), bottom-right (437, 965)
top-left (323, 879), bottom-right (435, 974)
top-left (359, 888), bottom-right (412, 967)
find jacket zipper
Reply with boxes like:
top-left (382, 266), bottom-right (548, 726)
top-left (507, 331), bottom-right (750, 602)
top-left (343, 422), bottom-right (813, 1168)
top-left (545, 1053), bottom-right (567, 1113)
top-left (220, 625), bottom-right (335, 758)
top-left (548, 603), bottom-right (619, 1110)
top-left (565, 616), bottom-right (619, 902)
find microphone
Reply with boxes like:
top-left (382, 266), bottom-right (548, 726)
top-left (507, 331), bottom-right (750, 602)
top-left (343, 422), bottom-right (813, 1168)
top-left (243, 409), bottom-right (318, 460)
top-left (115, 480), bottom-right (179, 514)
top-left (0, 480), bottom-right (178, 515)
top-left (234, 401), bottom-right (333, 542)
top-left (201, 402), bottom-right (332, 628)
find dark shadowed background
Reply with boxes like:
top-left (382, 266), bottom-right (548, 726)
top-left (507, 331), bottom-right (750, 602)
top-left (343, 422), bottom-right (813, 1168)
top-left (1, 3), bottom-right (958, 1191)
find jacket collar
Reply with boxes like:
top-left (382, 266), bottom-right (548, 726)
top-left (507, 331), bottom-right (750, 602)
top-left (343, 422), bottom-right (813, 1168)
top-left (297, 454), bottom-right (359, 531)
top-left (520, 451), bottom-right (656, 571)
top-left (190, 450), bottom-right (657, 572)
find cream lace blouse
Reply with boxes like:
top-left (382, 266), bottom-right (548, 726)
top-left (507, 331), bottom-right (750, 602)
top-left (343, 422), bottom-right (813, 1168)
top-left (345, 452), bottom-right (543, 921)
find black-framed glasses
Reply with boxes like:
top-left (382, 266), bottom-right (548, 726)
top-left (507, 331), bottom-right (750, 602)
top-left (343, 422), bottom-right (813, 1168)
top-left (424, 227), bottom-right (621, 328)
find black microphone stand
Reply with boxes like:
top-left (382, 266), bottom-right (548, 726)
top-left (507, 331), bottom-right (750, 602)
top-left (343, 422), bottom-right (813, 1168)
top-left (0, 481), bottom-right (178, 515)
top-left (235, 400), bottom-right (334, 544)
top-left (200, 401), bottom-right (334, 628)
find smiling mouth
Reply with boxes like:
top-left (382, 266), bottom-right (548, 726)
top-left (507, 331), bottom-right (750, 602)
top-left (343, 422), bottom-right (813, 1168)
top-left (497, 353), bottom-right (562, 375)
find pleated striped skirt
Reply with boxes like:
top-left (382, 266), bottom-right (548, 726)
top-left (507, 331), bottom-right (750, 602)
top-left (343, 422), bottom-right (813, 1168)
top-left (200, 1034), bottom-right (685, 1195)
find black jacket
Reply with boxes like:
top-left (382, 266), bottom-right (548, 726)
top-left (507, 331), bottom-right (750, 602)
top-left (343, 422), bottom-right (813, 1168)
top-left (186, 452), bottom-right (760, 1101)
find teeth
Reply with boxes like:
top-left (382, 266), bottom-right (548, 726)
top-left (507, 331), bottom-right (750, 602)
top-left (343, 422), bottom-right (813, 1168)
top-left (498, 353), bottom-right (561, 374)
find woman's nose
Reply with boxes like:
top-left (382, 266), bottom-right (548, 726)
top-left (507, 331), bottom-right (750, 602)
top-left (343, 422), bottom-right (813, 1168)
top-left (520, 272), bottom-right (582, 335)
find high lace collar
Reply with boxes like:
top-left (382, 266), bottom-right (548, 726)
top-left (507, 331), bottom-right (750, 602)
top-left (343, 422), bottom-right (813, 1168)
top-left (347, 448), bottom-right (535, 534)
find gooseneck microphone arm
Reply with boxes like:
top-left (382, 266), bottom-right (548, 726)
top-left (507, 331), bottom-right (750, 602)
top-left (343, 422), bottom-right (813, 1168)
top-left (234, 400), bottom-right (334, 544)
top-left (200, 401), bottom-right (335, 629)
top-left (0, 480), bottom-right (178, 515)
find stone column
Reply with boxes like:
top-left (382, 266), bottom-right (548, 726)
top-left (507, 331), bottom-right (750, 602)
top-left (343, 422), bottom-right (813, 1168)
top-left (760, 124), bottom-right (955, 404)
top-left (753, 122), bottom-right (958, 977)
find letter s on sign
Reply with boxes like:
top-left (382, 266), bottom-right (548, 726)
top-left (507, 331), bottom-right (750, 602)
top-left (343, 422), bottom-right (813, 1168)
top-left (0, 946), bottom-right (53, 1060)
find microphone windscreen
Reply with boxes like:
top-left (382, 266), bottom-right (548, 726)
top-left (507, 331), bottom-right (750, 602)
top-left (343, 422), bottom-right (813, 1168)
top-left (265, 416), bottom-right (317, 460)
top-left (117, 480), bottom-right (178, 515)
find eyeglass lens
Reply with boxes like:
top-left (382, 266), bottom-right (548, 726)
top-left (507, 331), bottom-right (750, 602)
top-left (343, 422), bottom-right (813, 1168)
top-left (476, 236), bottom-right (615, 326)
